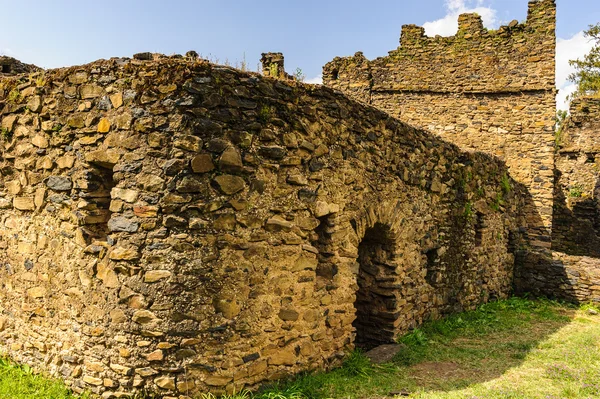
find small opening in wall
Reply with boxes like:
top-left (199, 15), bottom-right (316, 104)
top-left (313, 215), bottom-right (337, 280)
top-left (474, 212), bottom-right (485, 247)
top-left (424, 247), bottom-right (439, 286)
top-left (1, 64), bottom-right (10, 73)
top-left (78, 166), bottom-right (115, 242)
top-left (331, 69), bottom-right (339, 80)
top-left (353, 223), bottom-right (398, 349)
top-left (586, 153), bottom-right (595, 164)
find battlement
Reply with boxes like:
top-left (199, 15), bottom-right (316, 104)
top-left (457, 13), bottom-right (484, 36)
top-left (326, 0), bottom-right (556, 94)
top-left (399, 0), bottom-right (554, 46)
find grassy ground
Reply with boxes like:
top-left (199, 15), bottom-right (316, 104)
top-left (0, 358), bottom-right (89, 399)
top-left (254, 297), bottom-right (600, 399)
top-left (1, 297), bottom-right (599, 399)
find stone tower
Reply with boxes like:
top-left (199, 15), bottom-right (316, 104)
top-left (323, 0), bottom-right (557, 249)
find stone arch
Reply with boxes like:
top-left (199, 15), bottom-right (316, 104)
top-left (346, 200), bottom-right (428, 349)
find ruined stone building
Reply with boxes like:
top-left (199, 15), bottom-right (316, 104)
top-left (0, 0), bottom-right (599, 397)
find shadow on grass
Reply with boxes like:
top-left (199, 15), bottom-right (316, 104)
top-left (253, 297), bottom-right (589, 399)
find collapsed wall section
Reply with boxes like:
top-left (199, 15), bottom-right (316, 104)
top-left (323, 0), bottom-right (556, 249)
top-left (1, 57), bottom-right (525, 396)
top-left (517, 97), bottom-right (600, 303)
top-left (553, 98), bottom-right (600, 256)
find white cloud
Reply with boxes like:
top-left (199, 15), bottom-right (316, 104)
top-left (423, 0), bottom-right (497, 37)
top-left (306, 75), bottom-right (323, 85)
top-left (556, 31), bottom-right (594, 110)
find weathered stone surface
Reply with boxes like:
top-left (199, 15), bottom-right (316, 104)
top-left (265, 216), bottom-right (294, 232)
top-left (110, 93), bottom-right (123, 109)
top-left (27, 286), bottom-right (46, 298)
top-left (132, 310), bottom-right (158, 324)
top-left (213, 214), bottom-right (236, 230)
top-left (85, 149), bottom-right (121, 168)
top-left (83, 376), bottom-right (103, 386)
top-left (97, 118), bottom-right (111, 133)
top-left (27, 96), bottom-right (42, 113)
top-left (177, 176), bottom-right (206, 193)
top-left (174, 135), bottom-right (203, 152)
top-left (1, 114), bottom-right (18, 132)
top-left (278, 309), bottom-right (299, 321)
top-left (191, 153), bottom-right (215, 173)
top-left (268, 349), bottom-right (296, 366)
top-left (146, 349), bottom-right (164, 362)
top-left (137, 174), bottom-right (165, 192)
top-left (108, 216), bottom-right (139, 233)
top-left (110, 310), bottom-right (127, 324)
top-left (163, 159), bottom-right (187, 176)
top-left (32, 135), bottom-right (48, 148)
top-left (80, 84), bottom-right (104, 99)
top-left (204, 376), bottom-right (233, 387)
top-left (111, 188), bottom-right (139, 203)
top-left (214, 175), bottom-right (245, 195)
top-left (46, 176), bottom-right (72, 191)
top-left (213, 298), bottom-right (241, 319)
top-left (109, 247), bottom-right (140, 261)
top-left (0, 12), bottom-right (579, 397)
top-left (134, 205), bottom-right (158, 218)
top-left (219, 147), bottom-right (243, 172)
top-left (13, 197), bottom-right (34, 211)
top-left (144, 270), bottom-right (172, 283)
top-left (314, 201), bottom-right (340, 217)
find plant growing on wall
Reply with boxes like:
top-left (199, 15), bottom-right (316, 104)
top-left (293, 67), bottom-right (305, 82)
top-left (0, 127), bottom-right (12, 141)
top-left (569, 185), bottom-right (584, 198)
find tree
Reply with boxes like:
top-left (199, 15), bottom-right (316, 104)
top-left (568, 23), bottom-right (600, 98)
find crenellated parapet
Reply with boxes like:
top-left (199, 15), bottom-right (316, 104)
top-left (325, 0), bottom-right (556, 94)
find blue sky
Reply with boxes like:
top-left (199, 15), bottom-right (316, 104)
top-left (1, 0), bottom-right (598, 109)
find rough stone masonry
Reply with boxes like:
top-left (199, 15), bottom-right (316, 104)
top-left (322, 0), bottom-right (600, 324)
top-left (324, 0), bottom-right (556, 249)
top-left (0, 55), bottom-right (526, 396)
top-left (0, 0), bottom-right (598, 397)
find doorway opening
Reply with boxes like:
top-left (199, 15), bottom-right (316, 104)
top-left (353, 222), bottom-right (399, 349)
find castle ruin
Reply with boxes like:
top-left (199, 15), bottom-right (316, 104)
top-left (0, 0), bottom-right (599, 397)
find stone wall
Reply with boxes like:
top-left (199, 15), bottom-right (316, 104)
top-left (323, 0), bottom-right (556, 249)
top-left (553, 97), bottom-right (600, 256)
top-left (516, 251), bottom-right (600, 303)
top-left (0, 56), bottom-right (40, 75)
top-left (515, 97), bottom-right (600, 303)
top-left (0, 56), bottom-right (526, 396)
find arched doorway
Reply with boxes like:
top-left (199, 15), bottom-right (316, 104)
top-left (353, 222), bottom-right (400, 349)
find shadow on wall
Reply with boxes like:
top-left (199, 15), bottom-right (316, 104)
top-left (515, 174), bottom-right (600, 304)
top-left (552, 169), bottom-right (600, 258)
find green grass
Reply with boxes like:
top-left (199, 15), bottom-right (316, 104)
top-left (1, 298), bottom-right (599, 399)
top-left (254, 297), bottom-right (600, 399)
top-left (0, 358), bottom-right (89, 399)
